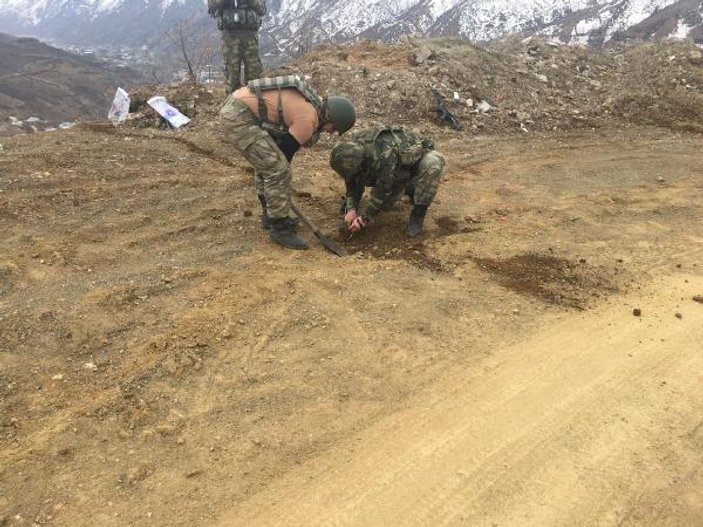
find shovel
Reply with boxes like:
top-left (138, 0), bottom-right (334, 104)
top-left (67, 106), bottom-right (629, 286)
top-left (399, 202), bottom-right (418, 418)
top-left (290, 201), bottom-right (348, 257)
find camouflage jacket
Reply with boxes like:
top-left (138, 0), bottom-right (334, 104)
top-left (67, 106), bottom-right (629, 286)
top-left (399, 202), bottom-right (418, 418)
top-left (209, 0), bottom-right (266, 31)
top-left (344, 127), bottom-right (429, 219)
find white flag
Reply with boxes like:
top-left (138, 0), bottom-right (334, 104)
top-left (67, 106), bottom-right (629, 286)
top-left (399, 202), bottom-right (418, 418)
top-left (147, 96), bottom-right (190, 129)
top-left (108, 87), bottom-right (130, 123)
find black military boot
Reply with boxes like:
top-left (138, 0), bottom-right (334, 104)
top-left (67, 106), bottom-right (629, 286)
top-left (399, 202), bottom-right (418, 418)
top-left (408, 204), bottom-right (428, 236)
top-left (269, 218), bottom-right (308, 250)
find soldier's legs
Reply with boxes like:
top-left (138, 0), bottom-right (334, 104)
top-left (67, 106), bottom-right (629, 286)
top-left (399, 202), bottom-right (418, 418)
top-left (241, 32), bottom-right (263, 82)
top-left (219, 96), bottom-right (292, 219)
top-left (221, 31), bottom-right (244, 94)
top-left (408, 150), bottom-right (445, 235)
top-left (412, 150), bottom-right (445, 206)
top-left (220, 97), bottom-right (305, 248)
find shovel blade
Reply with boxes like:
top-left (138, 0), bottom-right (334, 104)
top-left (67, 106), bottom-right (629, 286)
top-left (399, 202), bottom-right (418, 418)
top-left (315, 233), bottom-right (348, 257)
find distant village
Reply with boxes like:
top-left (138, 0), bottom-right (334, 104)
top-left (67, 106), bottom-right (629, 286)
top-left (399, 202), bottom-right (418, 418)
top-left (60, 43), bottom-right (225, 84)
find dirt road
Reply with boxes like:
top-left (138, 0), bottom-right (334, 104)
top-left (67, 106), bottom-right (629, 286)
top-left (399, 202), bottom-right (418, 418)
top-left (1, 124), bottom-right (702, 525)
top-left (220, 275), bottom-right (703, 526)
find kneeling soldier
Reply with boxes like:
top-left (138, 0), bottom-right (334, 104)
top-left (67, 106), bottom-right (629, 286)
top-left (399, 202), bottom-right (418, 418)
top-left (330, 126), bottom-right (445, 236)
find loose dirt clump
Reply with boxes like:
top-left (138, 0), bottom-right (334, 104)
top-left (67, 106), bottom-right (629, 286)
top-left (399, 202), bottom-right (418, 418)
top-left (333, 205), bottom-right (479, 272)
top-left (472, 253), bottom-right (619, 309)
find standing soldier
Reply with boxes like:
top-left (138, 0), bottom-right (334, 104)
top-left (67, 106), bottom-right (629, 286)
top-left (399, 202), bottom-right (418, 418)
top-left (208, 0), bottom-right (267, 93)
top-left (330, 126), bottom-right (445, 236)
top-left (220, 75), bottom-right (356, 250)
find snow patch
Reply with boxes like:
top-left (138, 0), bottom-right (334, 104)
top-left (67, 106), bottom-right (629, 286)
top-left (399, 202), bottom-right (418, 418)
top-left (672, 20), bottom-right (693, 39)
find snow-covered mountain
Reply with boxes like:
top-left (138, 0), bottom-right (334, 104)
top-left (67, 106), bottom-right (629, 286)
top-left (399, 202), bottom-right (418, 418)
top-left (0, 0), bottom-right (701, 53)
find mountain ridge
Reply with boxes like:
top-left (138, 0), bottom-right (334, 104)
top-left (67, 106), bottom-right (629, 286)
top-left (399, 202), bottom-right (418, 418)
top-left (0, 0), bottom-right (701, 56)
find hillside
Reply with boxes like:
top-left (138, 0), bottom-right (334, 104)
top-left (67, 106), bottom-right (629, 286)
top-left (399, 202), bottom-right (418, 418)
top-left (0, 0), bottom-right (701, 66)
top-left (0, 33), bottom-right (142, 135)
top-left (1, 38), bottom-right (702, 526)
top-left (124, 37), bottom-right (703, 136)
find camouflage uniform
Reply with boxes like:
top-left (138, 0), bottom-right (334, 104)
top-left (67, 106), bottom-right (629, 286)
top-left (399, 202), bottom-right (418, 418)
top-left (335, 127), bottom-right (445, 222)
top-left (219, 96), bottom-right (291, 219)
top-left (211, 0), bottom-right (266, 93)
top-left (221, 30), bottom-right (263, 93)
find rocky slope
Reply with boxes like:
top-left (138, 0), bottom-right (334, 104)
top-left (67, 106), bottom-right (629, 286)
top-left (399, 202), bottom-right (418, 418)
top-left (123, 37), bottom-right (703, 137)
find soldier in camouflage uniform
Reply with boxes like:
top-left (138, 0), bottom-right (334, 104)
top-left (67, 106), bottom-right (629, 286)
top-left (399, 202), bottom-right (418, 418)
top-left (220, 75), bottom-right (356, 250)
top-left (208, 0), bottom-right (266, 93)
top-left (330, 126), bottom-right (445, 236)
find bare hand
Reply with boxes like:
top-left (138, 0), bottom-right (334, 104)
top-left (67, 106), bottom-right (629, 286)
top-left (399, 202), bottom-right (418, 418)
top-left (344, 209), bottom-right (359, 228)
top-left (348, 216), bottom-right (366, 233)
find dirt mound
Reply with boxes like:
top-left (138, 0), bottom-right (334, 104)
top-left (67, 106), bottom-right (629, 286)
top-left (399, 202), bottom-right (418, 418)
top-left (608, 41), bottom-right (703, 133)
top-left (121, 37), bottom-right (703, 138)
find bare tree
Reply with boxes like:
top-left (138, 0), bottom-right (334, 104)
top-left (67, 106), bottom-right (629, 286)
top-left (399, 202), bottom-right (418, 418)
top-left (163, 19), bottom-right (217, 83)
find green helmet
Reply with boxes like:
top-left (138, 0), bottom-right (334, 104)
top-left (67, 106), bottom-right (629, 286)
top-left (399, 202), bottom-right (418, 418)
top-left (325, 96), bottom-right (356, 135)
top-left (330, 141), bottom-right (365, 178)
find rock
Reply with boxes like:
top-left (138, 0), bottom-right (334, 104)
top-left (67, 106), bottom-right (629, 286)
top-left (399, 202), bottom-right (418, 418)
top-left (125, 466), bottom-right (148, 485)
top-left (386, 80), bottom-right (396, 89)
top-left (413, 47), bottom-right (433, 65)
top-left (632, 307), bottom-right (642, 317)
top-left (475, 100), bottom-right (492, 113)
top-left (156, 424), bottom-right (178, 436)
top-left (693, 295), bottom-right (703, 304)
top-left (536, 74), bottom-right (549, 84)
top-left (675, 312), bottom-right (683, 319)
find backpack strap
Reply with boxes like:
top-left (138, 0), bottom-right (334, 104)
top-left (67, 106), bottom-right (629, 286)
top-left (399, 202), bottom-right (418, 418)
top-left (247, 75), bottom-right (324, 137)
top-left (276, 89), bottom-right (284, 126)
top-left (252, 84), bottom-right (268, 123)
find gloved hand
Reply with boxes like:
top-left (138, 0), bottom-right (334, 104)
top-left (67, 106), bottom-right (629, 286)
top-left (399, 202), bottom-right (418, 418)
top-left (348, 216), bottom-right (366, 233)
top-left (344, 209), bottom-right (359, 228)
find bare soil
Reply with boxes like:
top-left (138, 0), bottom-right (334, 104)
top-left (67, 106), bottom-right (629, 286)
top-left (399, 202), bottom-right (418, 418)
top-left (1, 118), bottom-right (702, 525)
top-left (1, 37), bottom-right (703, 527)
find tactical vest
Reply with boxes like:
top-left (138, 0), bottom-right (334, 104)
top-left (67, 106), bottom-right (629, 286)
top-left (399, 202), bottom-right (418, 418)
top-left (352, 126), bottom-right (430, 170)
top-left (215, 0), bottom-right (266, 31)
top-left (247, 75), bottom-right (325, 143)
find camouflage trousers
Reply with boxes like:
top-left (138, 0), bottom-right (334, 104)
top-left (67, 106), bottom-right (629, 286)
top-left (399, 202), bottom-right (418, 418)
top-left (411, 150), bottom-right (445, 206)
top-left (384, 150), bottom-right (445, 208)
top-left (219, 96), bottom-right (292, 219)
top-left (221, 30), bottom-right (263, 93)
